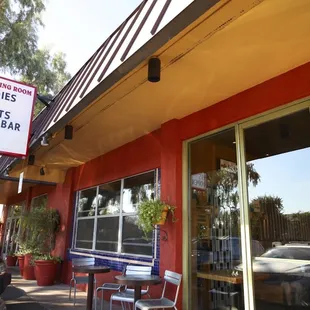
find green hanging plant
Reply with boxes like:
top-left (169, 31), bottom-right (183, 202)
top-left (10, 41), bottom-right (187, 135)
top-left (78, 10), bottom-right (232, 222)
top-left (137, 199), bottom-right (177, 236)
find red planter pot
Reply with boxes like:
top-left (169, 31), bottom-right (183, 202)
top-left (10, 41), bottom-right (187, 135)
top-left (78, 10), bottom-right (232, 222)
top-left (17, 256), bottom-right (25, 276)
top-left (23, 254), bottom-right (36, 280)
top-left (34, 260), bottom-right (57, 286)
top-left (6, 255), bottom-right (17, 267)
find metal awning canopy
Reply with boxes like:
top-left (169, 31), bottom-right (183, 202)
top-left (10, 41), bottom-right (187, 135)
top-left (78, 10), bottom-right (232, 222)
top-left (0, 177), bottom-right (56, 204)
top-left (2, 0), bottom-right (310, 189)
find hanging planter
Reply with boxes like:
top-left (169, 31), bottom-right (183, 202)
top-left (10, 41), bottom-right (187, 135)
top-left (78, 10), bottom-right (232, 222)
top-left (137, 199), bottom-right (177, 236)
top-left (155, 205), bottom-right (169, 225)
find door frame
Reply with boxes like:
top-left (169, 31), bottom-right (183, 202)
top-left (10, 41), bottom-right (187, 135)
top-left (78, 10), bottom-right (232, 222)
top-left (182, 96), bottom-right (310, 310)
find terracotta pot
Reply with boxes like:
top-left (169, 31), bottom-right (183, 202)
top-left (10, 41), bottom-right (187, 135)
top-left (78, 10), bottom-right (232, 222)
top-left (156, 206), bottom-right (169, 225)
top-left (6, 255), bottom-right (17, 267)
top-left (34, 260), bottom-right (57, 286)
top-left (23, 254), bottom-right (36, 280)
top-left (55, 261), bottom-right (63, 284)
top-left (17, 256), bottom-right (25, 276)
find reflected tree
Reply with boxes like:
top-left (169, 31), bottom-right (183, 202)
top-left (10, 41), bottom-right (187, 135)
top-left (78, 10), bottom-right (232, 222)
top-left (213, 163), bottom-right (260, 236)
top-left (250, 195), bottom-right (283, 240)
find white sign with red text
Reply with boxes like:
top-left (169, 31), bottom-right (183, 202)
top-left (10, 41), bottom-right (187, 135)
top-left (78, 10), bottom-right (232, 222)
top-left (0, 76), bottom-right (36, 157)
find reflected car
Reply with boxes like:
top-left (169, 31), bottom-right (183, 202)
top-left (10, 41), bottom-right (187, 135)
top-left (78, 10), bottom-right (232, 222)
top-left (192, 237), bottom-right (264, 269)
top-left (235, 245), bottom-right (310, 306)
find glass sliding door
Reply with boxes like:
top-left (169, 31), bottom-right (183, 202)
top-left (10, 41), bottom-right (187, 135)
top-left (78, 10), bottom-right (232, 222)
top-left (242, 106), bottom-right (310, 309)
top-left (189, 128), bottom-right (248, 310)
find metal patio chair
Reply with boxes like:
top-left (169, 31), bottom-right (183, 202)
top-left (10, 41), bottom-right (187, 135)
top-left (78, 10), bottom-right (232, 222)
top-left (69, 257), bottom-right (96, 306)
top-left (134, 270), bottom-right (182, 310)
top-left (95, 266), bottom-right (126, 310)
top-left (110, 265), bottom-right (152, 310)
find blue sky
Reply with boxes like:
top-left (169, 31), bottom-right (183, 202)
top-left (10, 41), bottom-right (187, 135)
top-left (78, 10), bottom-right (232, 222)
top-left (248, 147), bottom-right (310, 214)
top-left (38, 0), bottom-right (142, 75)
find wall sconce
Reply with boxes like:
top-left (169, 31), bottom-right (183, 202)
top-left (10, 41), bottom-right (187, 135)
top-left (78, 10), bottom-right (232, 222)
top-left (41, 133), bottom-right (50, 147)
top-left (28, 155), bottom-right (35, 165)
top-left (64, 125), bottom-right (73, 140)
top-left (3, 165), bottom-right (11, 177)
top-left (148, 57), bottom-right (161, 83)
top-left (40, 167), bottom-right (45, 176)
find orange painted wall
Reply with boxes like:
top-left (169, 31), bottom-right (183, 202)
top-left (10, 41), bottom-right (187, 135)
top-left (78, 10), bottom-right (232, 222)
top-left (73, 130), bottom-right (161, 191)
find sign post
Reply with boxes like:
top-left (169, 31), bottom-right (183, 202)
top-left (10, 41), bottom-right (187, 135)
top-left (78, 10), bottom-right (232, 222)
top-left (0, 76), bottom-right (36, 157)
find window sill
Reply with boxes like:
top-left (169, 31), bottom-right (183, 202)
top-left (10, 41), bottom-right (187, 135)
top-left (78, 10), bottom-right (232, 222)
top-left (69, 248), bottom-right (155, 266)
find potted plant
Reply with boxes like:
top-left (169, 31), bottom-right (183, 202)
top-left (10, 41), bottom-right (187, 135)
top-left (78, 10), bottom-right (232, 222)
top-left (17, 205), bottom-right (60, 284)
top-left (16, 254), bottom-right (25, 276)
top-left (6, 250), bottom-right (17, 267)
top-left (29, 206), bottom-right (60, 286)
top-left (32, 254), bottom-right (61, 286)
top-left (17, 213), bottom-right (39, 280)
top-left (137, 199), bottom-right (177, 236)
top-left (14, 241), bottom-right (34, 277)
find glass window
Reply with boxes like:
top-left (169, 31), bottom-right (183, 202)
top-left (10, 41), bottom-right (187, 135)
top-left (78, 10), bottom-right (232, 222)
top-left (123, 172), bottom-right (155, 213)
top-left (73, 170), bottom-right (158, 257)
top-left (30, 194), bottom-right (48, 209)
top-left (96, 217), bottom-right (119, 252)
top-left (76, 219), bottom-right (94, 249)
top-left (122, 216), bottom-right (152, 256)
top-left (3, 202), bottom-right (25, 255)
top-left (244, 108), bottom-right (310, 309)
top-left (78, 187), bottom-right (97, 217)
top-left (97, 181), bottom-right (121, 215)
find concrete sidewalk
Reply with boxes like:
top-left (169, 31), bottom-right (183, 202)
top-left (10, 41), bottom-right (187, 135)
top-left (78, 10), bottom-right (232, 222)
top-left (2, 268), bottom-right (121, 310)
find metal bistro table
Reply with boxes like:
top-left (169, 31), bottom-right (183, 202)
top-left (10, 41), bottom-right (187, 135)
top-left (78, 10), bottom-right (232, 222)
top-left (72, 265), bottom-right (110, 310)
top-left (115, 274), bottom-right (161, 304)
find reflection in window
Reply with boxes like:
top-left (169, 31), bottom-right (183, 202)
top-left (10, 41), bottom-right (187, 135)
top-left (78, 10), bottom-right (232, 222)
top-left (76, 219), bottom-right (94, 249)
top-left (122, 216), bottom-right (152, 256)
top-left (96, 217), bottom-right (119, 252)
top-left (123, 172), bottom-right (155, 213)
top-left (78, 187), bottom-right (97, 217)
top-left (245, 108), bottom-right (310, 309)
top-left (97, 181), bottom-right (121, 215)
top-left (189, 129), bottom-right (246, 310)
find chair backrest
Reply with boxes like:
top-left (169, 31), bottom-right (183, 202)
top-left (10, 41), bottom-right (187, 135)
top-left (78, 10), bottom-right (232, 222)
top-left (162, 270), bottom-right (182, 305)
top-left (125, 265), bottom-right (152, 276)
top-left (72, 257), bottom-right (95, 267)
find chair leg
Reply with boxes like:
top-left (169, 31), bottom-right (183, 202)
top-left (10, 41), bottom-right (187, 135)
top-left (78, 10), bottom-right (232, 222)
top-left (94, 288), bottom-right (97, 310)
top-left (110, 296), bottom-right (113, 310)
top-left (74, 284), bottom-right (77, 306)
top-left (69, 281), bottom-right (72, 300)
top-left (101, 290), bottom-right (104, 310)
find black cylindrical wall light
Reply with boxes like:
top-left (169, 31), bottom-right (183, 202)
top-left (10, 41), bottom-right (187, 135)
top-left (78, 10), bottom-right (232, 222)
top-left (64, 125), bottom-right (73, 140)
top-left (28, 155), bottom-right (35, 165)
top-left (148, 57), bottom-right (161, 83)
